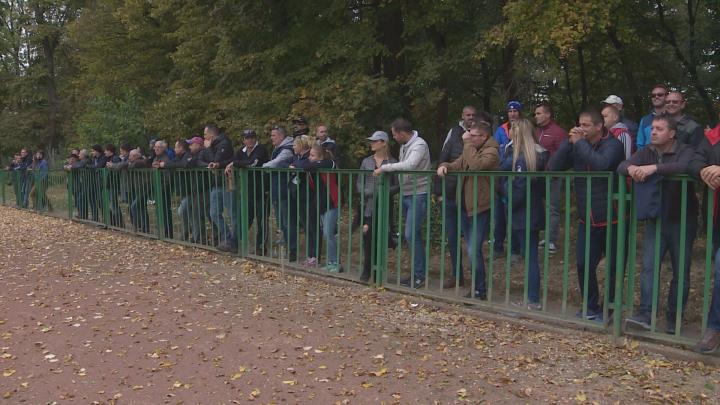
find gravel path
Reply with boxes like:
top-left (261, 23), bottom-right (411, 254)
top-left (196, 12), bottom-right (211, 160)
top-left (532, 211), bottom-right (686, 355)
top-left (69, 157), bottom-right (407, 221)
top-left (0, 206), bottom-right (719, 404)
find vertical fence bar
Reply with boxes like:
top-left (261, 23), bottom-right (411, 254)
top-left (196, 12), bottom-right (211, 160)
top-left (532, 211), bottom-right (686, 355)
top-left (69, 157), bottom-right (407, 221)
top-left (488, 175), bottom-right (496, 302)
top-left (673, 179), bottom-right (689, 336)
top-left (613, 174), bottom-right (627, 338)
top-left (701, 189), bottom-right (715, 335)
top-left (582, 177), bottom-right (592, 319)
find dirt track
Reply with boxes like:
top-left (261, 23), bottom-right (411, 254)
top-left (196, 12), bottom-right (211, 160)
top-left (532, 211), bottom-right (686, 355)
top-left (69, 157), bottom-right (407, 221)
top-left (0, 205), bottom-right (719, 404)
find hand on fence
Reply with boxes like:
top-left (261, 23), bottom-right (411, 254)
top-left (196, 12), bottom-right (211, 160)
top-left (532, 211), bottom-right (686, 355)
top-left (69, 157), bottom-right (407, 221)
top-left (627, 164), bottom-right (657, 183)
top-left (436, 166), bottom-right (448, 177)
top-left (700, 165), bottom-right (720, 190)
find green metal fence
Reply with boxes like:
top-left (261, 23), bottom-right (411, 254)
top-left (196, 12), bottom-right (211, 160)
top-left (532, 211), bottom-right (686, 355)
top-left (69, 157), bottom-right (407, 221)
top-left (1, 166), bottom-right (717, 352)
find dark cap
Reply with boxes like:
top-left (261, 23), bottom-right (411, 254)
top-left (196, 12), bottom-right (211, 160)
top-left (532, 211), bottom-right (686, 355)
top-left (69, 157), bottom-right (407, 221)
top-left (242, 129), bottom-right (257, 138)
top-left (292, 116), bottom-right (307, 125)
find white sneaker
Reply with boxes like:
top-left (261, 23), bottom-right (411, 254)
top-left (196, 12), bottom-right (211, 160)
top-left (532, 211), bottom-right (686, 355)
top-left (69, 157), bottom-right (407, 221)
top-left (538, 239), bottom-right (546, 247)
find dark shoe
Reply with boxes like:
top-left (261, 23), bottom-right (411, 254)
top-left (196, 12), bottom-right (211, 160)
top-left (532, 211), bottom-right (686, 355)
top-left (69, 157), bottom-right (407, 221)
top-left (360, 272), bottom-right (371, 283)
top-left (288, 252), bottom-right (297, 262)
top-left (575, 309), bottom-right (603, 322)
top-left (625, 314), bottom-right (651, 331)
top-left (217, 242), bottom-right (238, 253)
top-left (464, 290), bottom-right (486, 300)
top-left (694, 329), bottom-right (720, 354)
top-left (400, 277), bottom-right (425, 289)
top-left (665, 320), bottom-right (680, 335)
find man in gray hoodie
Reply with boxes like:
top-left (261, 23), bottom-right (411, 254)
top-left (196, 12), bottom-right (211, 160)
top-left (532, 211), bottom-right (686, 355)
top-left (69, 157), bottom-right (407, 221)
top-left (374, 118), bottom-right (432, 288)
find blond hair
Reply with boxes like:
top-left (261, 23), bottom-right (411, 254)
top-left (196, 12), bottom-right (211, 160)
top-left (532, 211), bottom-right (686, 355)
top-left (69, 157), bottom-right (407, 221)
top-left (509, 118), bottom-right (540, 171)
top-left (293, 135), bottom-right (312, 153)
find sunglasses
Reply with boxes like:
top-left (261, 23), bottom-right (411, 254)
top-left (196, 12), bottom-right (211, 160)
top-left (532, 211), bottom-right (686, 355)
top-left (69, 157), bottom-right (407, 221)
top-left (651, 93), bottom-right (666, 98)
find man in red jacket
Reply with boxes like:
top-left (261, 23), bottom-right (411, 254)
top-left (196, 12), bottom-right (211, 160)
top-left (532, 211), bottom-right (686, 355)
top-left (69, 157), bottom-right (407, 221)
top-left (534, 101), bottom-right (567, 254)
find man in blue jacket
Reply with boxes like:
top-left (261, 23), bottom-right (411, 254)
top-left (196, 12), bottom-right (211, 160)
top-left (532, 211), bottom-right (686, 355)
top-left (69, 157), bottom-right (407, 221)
top-left (636, 85), bottom-right (667, 150)
top-left (549, 110), bottom-right (626, 321)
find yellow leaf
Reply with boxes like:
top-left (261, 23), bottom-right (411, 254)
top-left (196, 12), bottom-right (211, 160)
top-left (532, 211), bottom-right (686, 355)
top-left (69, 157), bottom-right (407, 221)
top-left (251, 388), bottom-right (261, 397)
top-left (371, 368), bottom-right (387, 377)
top-left (282, 380), bottom-right (297, 385)
top-left (361, 382), bottom-right (373, 388)
top-left (576, 391), bottom-right (587, 402)
top-left (2, 369), bottom-right (15, 377)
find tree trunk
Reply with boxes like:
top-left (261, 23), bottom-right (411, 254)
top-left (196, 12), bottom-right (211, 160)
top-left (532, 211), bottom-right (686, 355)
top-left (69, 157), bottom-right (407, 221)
top-left (607, 27), bottom-right (642, 119)
top-left (577, 46), bottom-right (588, 109)
top-left (480, 60), bottom-right (492, 112)
top-left (500, 41), bottom-right (517, 101)
top-left (33, 3), bottom-right (59, 150)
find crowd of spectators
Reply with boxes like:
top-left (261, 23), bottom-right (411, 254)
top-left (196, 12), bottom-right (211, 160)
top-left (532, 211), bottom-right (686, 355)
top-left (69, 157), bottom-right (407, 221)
top-left (6, 84), bottom-right (720, 354)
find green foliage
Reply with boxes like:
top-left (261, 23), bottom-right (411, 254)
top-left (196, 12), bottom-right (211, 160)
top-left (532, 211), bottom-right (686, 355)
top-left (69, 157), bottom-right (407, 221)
top-left (75, 91), bottom-right (147, 148)
top-left (1, 0), bottom-right (719, 162)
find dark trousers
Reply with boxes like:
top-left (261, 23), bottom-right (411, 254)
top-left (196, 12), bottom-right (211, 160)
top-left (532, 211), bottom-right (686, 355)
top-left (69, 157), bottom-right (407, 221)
top-left (494, 196), bottom-right (520, 253)
top-left (248, 194), bottom-right (269, 254)
top-left (576, 223), bottom-right (622, 313)
top-left (130, 194), bottom-right (150, 234)
top-left (514, 229), bottom-right (540, 303)
top-left (639, 219), bottom-right (697, 322)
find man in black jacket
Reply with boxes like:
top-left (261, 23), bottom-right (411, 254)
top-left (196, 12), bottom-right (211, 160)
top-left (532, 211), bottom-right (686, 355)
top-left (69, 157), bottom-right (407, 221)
top-left (87, 145), bottom-right (108, 222)
top-left (199, 123), bottom-right (235, 250)
top-left (689, 122), bottom-right (720, 353)
top-left (618, 116), bottom-right (698, 334)
top-left (549, 110), bottom-right (625, 321)
top-left (225, 129), bottom-right (270, 254)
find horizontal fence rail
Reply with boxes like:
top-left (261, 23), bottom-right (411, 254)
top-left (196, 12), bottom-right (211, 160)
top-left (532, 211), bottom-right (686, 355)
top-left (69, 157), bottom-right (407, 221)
top-left (1, 166), bottom-right (718, 352)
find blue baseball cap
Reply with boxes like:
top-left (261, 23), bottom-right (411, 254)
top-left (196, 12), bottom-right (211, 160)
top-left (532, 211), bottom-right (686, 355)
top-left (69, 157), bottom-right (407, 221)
top-left (507, 101), bottom-right (523, 111)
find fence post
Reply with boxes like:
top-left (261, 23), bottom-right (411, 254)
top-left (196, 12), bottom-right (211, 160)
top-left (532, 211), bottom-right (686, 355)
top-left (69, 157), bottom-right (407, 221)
top-left (237, 168), bottom-right (249, 257)
top-left (66, 170), bottom-right (74, 219)
top-left (101, 169), bottom-right (110, 226)
top-left (373, 173), bottom-right (390, 285)
top-left (153, 169), bottom-right (165, 240)
top-left (613, 174), bottom-right (628, 339)
top-left (0, 171), bottom-right (5, 205)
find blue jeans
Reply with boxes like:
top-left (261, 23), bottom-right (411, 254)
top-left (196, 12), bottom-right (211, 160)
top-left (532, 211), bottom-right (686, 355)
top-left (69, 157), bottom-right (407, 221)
top-left (444, 198), bottom-right (463, 282)
top-left (321, 208), bottom-right (339, 264)
top-left (402, 193), bottom-right (428, 280)
top-left (639, 220), bottom-right (697, 321)
top-left (210, 187), bottom-right (236, 245)
top-left (462, 210), bottom-right (490, 295)
top-left (708, 248), bottom-right (720, 331)
top-left (514, 229), bottom-right (540, 303)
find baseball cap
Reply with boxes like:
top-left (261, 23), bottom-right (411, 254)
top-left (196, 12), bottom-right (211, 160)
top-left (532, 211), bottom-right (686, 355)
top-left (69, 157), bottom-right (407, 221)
top-left (602, 95), bottom-right (623, 105)
top-left (507, 100), bottom-right (522, 111)
top-left (242, 129), bottom-right (257, 138)
top-left (186, 136), bottom-right (204, 145)
top-left (367, 131), bottom-right (389, 142)
top-left (292, 116), bottom-right (307, 125)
